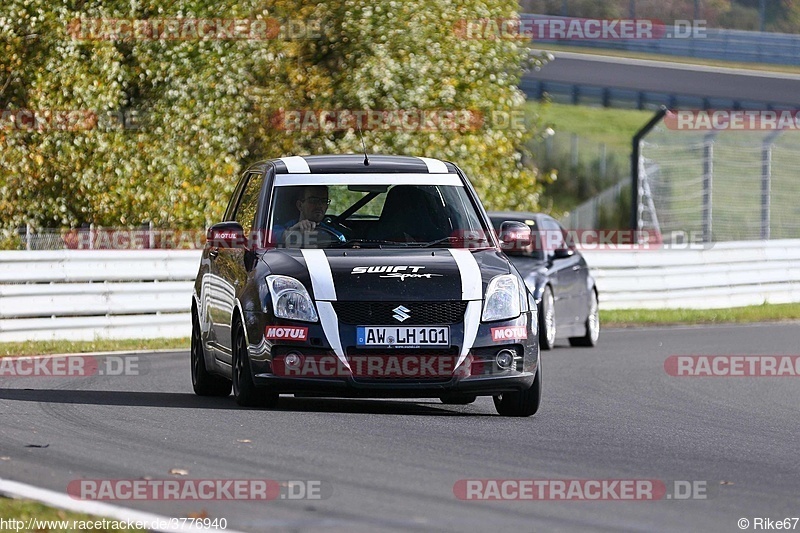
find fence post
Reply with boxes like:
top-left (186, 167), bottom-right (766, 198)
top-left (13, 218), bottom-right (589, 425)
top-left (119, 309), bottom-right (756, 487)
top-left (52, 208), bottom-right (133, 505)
top-left (600, 143), bottom-right (607, 179)
top-left (631, 107), bottom-right (668, 233)
top-left (702, 134), bottom-right (714, 243)
top-left (570, 134), bottom-right (579, 168)
top-left (25, 223), bottom-right (31, 251)
top-left (761, 131), bottom-right (780, 240)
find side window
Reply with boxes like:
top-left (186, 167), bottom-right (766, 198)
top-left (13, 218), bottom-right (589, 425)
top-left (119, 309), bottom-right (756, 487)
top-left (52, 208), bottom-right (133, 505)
top-left (542, 218), bottom-right (566, 253)
top-left (233, 172), bottom-right (265, 236)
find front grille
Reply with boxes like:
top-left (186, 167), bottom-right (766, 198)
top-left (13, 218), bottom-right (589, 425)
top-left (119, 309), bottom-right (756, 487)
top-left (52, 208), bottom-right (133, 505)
top-left (333, 301), bottom-right (468, 325)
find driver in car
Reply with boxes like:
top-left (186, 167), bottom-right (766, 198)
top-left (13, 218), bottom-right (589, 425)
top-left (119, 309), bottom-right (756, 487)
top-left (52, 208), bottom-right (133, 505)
top-left (274, 185), bottom-right (331, 246)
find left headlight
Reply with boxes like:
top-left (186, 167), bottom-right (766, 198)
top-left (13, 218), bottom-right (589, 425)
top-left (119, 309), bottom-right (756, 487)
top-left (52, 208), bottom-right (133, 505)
top-left (265, 275), bottom-right (319, 323)
top-left (482, 274), bottom-right (522, 322)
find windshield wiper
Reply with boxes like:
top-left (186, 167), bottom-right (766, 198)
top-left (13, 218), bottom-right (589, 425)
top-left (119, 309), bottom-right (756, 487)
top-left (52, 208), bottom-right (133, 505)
top-left (329, 239), bottom-right (410, 248)
top-left (420, 236), bottom-right (490, 248)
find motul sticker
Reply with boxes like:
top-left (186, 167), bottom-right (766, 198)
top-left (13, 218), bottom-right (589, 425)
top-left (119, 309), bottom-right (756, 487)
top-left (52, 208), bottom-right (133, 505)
top-left (491, 326), bottom-right (527, 341)
top-left (265, 326), bottom-right (308, 341)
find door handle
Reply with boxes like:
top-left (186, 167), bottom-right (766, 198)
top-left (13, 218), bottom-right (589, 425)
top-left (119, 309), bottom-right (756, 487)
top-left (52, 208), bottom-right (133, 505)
top-left (572, 265), bottom-right (580, 271)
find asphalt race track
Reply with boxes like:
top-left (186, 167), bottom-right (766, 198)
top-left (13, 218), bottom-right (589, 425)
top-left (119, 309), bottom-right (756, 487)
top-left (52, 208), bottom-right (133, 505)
top-left (525, 50), bottom-right (800, 107)
top-left (1, 323), bottom-right (798, 532)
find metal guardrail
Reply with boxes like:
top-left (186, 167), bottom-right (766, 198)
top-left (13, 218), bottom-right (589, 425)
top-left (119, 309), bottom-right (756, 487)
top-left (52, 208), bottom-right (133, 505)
top-left (520, 14), bottom-right (800, 66)
top-left (0, 251), bottom-right (199, 342)
top-left (582, 239), bottom-right (800, 309)
top-left (519, 78), bottom-right (786, 111)
top-left (1, 243), bottom-right (799, 341)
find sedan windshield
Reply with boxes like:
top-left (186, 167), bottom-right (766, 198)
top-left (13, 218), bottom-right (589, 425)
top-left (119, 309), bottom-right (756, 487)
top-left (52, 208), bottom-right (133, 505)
top-left (268, 180), bottom-right (492, 249)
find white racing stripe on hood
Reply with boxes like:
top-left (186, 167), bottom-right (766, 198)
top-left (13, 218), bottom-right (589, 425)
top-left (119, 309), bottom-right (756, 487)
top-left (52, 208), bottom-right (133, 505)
top-left (301, 249), bottom-right (337, 301)
top-left (317, 302), bottom-right (347, 364)
top-left (280, 155), bottom-right (310, 173)
top-left (448, 249), bottom-right (482, 300)
top-left (460, 301), bottom-right (483, 360)
top-left (300, 249), bottom-right (347, 365)
top-left (448, 249), bottom-right (483, 361)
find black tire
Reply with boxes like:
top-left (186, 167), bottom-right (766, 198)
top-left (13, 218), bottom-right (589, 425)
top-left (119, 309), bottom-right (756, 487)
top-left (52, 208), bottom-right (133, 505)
top-left (569, 289), bottom-right (600, 347)
top-left (439, 394), bottom-right (477, 405)
top-left (538, 285), bottom-right (556, 350)
top-left (232, 321), bottom-right (278, 408)
top-left (191, 311), bottom-right (231, 397)
top-left (493, 363), bottom-right (542, 417)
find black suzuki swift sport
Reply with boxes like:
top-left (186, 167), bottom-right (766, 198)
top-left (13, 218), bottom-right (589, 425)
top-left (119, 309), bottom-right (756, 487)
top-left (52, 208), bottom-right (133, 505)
top-left (191, 154), bottom-right (541, 416)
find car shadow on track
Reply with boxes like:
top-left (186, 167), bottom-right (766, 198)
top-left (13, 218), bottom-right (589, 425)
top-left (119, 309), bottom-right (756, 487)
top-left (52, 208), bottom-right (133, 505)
top-left (270, 397), bottom-right (493, 416)
top-left (0, 388), bottom-right (492, 416)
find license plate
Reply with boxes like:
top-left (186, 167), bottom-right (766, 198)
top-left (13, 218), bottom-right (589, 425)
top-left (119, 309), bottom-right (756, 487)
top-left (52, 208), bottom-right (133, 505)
top-left (356, 326), bottom-right (450, 347)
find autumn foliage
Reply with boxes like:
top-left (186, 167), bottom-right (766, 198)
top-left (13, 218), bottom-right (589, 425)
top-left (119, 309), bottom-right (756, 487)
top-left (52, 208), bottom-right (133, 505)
top-left (1, 0), bottom-right (544, 230)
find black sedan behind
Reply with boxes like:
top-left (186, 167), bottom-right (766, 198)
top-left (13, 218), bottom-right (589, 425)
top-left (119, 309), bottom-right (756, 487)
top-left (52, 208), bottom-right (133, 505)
top-left (489, 212), bottom-right (599, 350)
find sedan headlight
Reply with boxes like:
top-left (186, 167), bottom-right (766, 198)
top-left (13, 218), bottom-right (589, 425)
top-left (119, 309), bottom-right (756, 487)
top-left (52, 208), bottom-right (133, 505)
top-left (482, 274), bottom-right (522, 322)
top-left (265, 275), bottom-right (319, 322)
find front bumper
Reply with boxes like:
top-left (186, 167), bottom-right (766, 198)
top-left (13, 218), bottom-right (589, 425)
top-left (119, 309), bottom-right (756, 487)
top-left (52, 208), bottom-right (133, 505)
top-left (251, 371), bottom-right (536, 398)
top-left (245, 308), bottom-right (539, 398)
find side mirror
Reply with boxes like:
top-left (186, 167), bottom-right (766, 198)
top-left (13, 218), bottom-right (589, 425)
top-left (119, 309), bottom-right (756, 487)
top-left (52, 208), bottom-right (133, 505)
top-left (207, 221), bottom-right (247, 249)
top-left (498, 221), bottom-right (532, 255)
top-left (552, 247), bottom-right (575, 260)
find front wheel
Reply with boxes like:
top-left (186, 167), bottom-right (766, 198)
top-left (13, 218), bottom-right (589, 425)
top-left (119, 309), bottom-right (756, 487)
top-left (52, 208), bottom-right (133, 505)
top-left (569, 290), bottom-right (599, 347)
top-left (538, 286), bottom-right (556, 350)
top-left (191, 312), bottom-right (231, 397)
top-left (232, 322), bottom-right (278, 408)
top-left (493, 363), bottom-right (542, 417)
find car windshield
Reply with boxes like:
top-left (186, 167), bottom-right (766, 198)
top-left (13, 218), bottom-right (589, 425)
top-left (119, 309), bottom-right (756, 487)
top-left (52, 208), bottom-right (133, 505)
top-left (268, 179), bottom-right (492, 249)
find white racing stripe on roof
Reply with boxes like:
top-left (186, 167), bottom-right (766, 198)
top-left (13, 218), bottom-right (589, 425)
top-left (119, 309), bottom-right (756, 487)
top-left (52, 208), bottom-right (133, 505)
top-left (280, 156), bottom-right (310, 173)
top-left (417, 157), bottom-right (449, 174)
top-left (274, 174), bottom-right (462, 186)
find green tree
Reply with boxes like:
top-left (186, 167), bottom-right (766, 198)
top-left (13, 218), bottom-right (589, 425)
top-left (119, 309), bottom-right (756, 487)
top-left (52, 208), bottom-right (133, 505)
top-left (1, 0), bottom-right (545, 231)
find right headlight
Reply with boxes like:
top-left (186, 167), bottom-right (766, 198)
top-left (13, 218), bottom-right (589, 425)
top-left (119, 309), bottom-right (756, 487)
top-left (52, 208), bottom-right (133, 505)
top-left (481, 274), bottom-right (522, 322)
top-left (265, 275), bottom-right (319, 322)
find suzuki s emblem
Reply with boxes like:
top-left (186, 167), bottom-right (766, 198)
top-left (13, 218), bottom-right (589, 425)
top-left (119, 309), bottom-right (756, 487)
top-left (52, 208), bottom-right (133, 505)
top-left (392, 305), bottom-right (411, 322)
